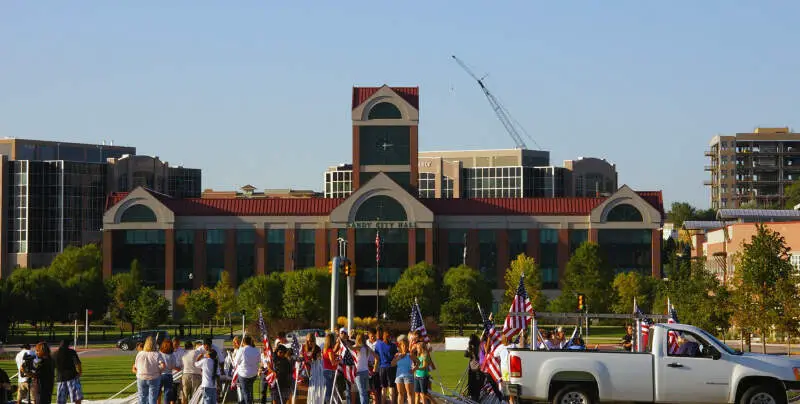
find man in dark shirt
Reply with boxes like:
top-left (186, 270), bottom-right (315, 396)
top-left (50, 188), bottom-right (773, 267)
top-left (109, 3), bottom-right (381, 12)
top-left (621, 325), bottom-right (634, 352)
top-left (374, 331), bottom-right (397, 404)
top-left (272, 346), bottom-right (292, 404)
top-left (53, 340), bottom-right (83, 404)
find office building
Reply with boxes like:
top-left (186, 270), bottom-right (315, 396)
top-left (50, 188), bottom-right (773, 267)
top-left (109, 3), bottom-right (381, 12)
top-left (0, 139), bottom-right (201, 278)
top-left (706, 127), bottom-right (800, 209)
top-left (102, 85), bottom-right (662, 312)
top-left (325, 152), bottom-right (617, 199)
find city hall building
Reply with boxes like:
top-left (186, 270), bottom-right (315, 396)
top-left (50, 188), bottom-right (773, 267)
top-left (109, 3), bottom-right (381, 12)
top-left (102, 86), bottom-right (664, 311)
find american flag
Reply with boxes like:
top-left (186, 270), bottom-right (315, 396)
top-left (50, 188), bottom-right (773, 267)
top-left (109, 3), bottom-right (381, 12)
top-left (375, 231), bottom-right (381, 263)
top-left (258, 310), bottom-right (277, 386)
top-left (633, 299), bottom-right (652, 352)
top-left (338, 342), bottom-right (358, 384)
top-left (503, 273), bottom-right (534, 340)
top-left (291, 336), bottom-right (302, 380)
top-left (666, 303), bottom-right (680, 354)
top-left (480, 307), bottom-right (501, 383)
top-left (410, 302), bottom-right (430, 342)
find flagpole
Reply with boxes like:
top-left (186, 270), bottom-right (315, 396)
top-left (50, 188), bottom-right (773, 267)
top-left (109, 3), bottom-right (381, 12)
top-left (375, 230), bottom-right (380, 319)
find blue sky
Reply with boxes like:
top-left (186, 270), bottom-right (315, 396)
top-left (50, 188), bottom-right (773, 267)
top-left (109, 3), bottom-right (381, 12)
top-left (2, 1), bottom-right (799, 208)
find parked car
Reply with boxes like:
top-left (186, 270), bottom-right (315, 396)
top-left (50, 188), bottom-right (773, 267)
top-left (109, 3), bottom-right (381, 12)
top-left (507, 323), bottom-right (800, 403)
top-left (287, 329), bottom-right (327, 344)
top-left (116, 330), bottom-right (169, 351)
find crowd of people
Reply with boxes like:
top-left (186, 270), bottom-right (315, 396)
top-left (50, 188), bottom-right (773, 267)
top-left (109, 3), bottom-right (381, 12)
top-left (8, 340), bottom-right (84, 404)
top-left (127, 327), bottom-right (436, 404)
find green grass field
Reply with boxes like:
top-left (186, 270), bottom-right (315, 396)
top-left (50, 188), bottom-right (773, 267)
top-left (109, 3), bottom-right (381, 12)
top-left (0, 351), bottom-right (469, 401)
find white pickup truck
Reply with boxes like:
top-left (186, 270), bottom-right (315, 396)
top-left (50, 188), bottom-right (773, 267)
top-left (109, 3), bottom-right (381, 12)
top-left (507, 323), bottom-right (800, 404)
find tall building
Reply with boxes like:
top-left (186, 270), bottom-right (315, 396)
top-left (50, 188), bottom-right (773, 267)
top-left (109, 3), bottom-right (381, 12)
top-left (706, 127), bottom-right (800, 209)
top-left (106, 155), bottom-right (201, 198)
top-left (324, 151), bottom-right (617, 199)
top-left (0, 139), bottom-right (201, 278)
top-left (102, 85), bottom-right (662, 313)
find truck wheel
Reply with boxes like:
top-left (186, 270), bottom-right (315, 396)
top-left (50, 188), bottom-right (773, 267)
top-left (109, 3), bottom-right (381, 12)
top-left (553, 384), bottom-right (595, 404)
top-left (740, 385), bottom-right (786, 404)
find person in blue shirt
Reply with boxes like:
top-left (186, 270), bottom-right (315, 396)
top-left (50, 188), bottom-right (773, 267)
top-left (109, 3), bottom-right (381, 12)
top-left (374, 331), bottom-right (398, 404)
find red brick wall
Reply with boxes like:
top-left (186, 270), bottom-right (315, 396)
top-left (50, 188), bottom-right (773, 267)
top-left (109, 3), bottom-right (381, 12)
top-left (165, 229), bottom-right (175, 290)
top-left (255, 228), bottom-right (266, 276)
top-left (193, 230), bottom-right (206, 289)
top-left (425, 228), bottom-right (434, 265)
top-left (496, 229), bottom-right (509, 289)
top-left (102, 231), bottom-right (113, 280)
top-left (225, 229), bottom-right (237, 287)
top-left (284, 228), bottom-right (295, 271)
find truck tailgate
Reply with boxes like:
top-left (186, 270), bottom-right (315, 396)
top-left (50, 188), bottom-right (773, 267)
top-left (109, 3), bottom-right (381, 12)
top-left (510, 351), bottom-right (654, 402)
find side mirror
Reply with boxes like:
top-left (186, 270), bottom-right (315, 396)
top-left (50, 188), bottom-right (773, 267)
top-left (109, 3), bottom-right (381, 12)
top-left (709, 347), bottom-right (721, 360)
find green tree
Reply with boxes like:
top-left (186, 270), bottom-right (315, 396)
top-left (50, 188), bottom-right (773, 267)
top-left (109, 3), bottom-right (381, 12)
top-left (213, 271), bottom-right (237, 324)
top-left (0, 278), bottom-right (11, 341)
top-left (732, 224), bottom-right (796, 353)
top-left (49, 244), bottom-right (102, 281)
top-left (184, 287), bottom-right (218, 325)
top-left (784, 181), bottom-right (800, 209)
top-left (282, 268), bottom-right (330, 322)
top-left (238, 273), bottom-right (284, 319)
top-left (657, 255), bottom-right (731, 333)
top-left (499, 254), bottom-right (548, 315)
top-left (773, 276), bottom-right (800, 348)
top-left (440, 265), bottom-right (492, 331)
top-left (548, 242), bottom-right (614, 313)
top-left (386, 262), bottom-right (439, 320)
top-left (64, 266), bottom-right (109, 320)
top-left (611, 271), bottom-right (657, 314)
top-left (107, 259), bottom-right (142, 332)
top-left (131, 287), bottom-right (170, 330)
top-left (667, 202), bottom-right (696, 229)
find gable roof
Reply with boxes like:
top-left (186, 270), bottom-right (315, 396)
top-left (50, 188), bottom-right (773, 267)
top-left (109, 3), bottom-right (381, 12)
top-left (352, 86), bottom-right (419, 109)
top-left (107, 189), bottom-right (663, 218)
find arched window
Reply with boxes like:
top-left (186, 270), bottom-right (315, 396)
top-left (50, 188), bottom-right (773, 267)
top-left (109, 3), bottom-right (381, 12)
top-left (120, 204), bottom-right (157, 223)
top-left (367, 102), bottom-right (402, 119)
top-left (354, 195), bottom-right (407, 221)
top-left (606, 204), bottom-right (643, 222)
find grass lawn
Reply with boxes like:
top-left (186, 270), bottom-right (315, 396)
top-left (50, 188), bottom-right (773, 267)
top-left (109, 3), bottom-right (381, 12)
top-left (1, 356), bottom-right (138, 401)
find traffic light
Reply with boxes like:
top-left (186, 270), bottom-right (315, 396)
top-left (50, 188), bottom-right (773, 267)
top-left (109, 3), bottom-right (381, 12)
top-left (338, 259), bottom-right (345, 274)
top-left (577, 294), bottom-right (586, 311)
top-left (345, 260), bottom-right (355, 277)
top-left (328, 260), bottom-right (333, 274)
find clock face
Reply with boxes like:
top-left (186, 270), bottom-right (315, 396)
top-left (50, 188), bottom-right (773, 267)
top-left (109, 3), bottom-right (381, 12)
top-left (360, 126), bottom-right (411, 166)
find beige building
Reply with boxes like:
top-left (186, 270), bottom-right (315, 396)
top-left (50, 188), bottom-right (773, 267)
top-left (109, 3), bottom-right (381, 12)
top-left (201, 185), bottom-right (321, 199)
top-left (706, 127), bottom-right (800, 209)
top-left (325, 150), bottom-right (617, 199)
top-left (107, 154), bottom-right (201, 199)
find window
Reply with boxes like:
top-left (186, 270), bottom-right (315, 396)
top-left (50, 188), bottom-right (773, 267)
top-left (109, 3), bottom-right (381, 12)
top-left (539, 229), bottom-right (559, 288)
top-left (267, 229), bottom-right (285, 273)
top-left (791, 254), bottom-right (800, 272)
top-left (354, 195), bottom-right (407, 222)
top-left (120, 204), bottom-right (157, 222)
top-left (206, 229), bottom-right (225, 286)
top-left (295, 229), bottom-right (316, 269)
top-left (606, 204), bottom-right (643, 222)
top-left (418, 172), bottom-right (435, 198)
top-left (478, 230), bottom-right (497, 285)
top-left (325, 170), bottom-right (353, 198)
top-left (463, 166), bottom-right (523, 198)
top-left (367, 102), bottom-right (402, 119)
top-left (442, 176), bottom-right (455, 198)
top-left (666, 330), bottom-right (716, 358)
top-left (237, 229), bottom-right (256, 285)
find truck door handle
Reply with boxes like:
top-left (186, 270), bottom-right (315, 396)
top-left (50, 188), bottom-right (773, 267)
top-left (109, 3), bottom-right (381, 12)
top-left (667, 362), bottom-right (683, 368)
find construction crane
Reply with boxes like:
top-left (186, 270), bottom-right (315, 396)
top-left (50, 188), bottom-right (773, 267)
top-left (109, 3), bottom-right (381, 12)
top-left (451, 55), bottom-right (540, 150)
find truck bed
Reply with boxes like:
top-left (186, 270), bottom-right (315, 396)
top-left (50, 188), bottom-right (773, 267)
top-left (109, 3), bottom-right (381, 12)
top-left (510, 349), bottom-right (655, 402)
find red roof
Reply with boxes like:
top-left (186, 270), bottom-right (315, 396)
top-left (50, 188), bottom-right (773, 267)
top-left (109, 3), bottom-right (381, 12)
top-left (352, 86), bottom-right (419, 109)
top-left (422, 197), bottom-right (605, 216)
top-left (106, 191), bottom-right (344, 216)
top-left (107, 189), bottom-right (663, 217)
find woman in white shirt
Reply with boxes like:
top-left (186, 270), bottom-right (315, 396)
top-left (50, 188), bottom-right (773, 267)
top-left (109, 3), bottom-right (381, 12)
top-left (158, 339), bottom-right (181, 404)
top-left (353, 333), bottom-right (378, 404)
top-left (194, 349), bottom-right (219, 404)
top-left (133, 337), bottom-right (166, 404)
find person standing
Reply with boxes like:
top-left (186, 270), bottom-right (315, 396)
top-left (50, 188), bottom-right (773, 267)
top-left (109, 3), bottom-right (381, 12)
top-left (321, 334), bottom-right (338, 404)
top-left (134, 336), bottom-right (166, 404)
top-left (411, 342), bottom-right (435, 404)
top-left (15, 343), bottom-right (36, 404)
top-left (353, 333), bottom-right (378, 404)
top-left (171, 338), bottom-right (184, 401)
top-left (194, 349), bottom-right (219, 404)
top-left (33, 342), bottom-right (55, 404)
top-left (54, 340), bottom-right (83, 404)
top-left (233, 336), bottom-right (260, 404)
top-left (181, 341), bottom-right (202, 404)
top-left (464, 334), bottom-right (482, 402)
top-left (391, 336), bottom-right (413, 404)
top-left (158, 339), bottom-right (180, 404)
top-left (374, 331), bottom-right (396, 404)
top-left (303, 333), bottom-right (324, 404)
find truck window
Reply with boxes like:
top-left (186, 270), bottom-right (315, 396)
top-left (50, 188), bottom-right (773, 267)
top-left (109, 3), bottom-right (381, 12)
top-left (666, 330), bottom-right (712, 358)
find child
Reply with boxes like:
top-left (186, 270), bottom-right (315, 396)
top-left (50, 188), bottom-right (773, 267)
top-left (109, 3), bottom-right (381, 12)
top-left (194, 349), bottom-right (219, 404)
top-left (411, 343), bottom-right (435, 404)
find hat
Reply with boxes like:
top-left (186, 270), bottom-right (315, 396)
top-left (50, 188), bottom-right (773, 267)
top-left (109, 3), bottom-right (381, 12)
top-left (397, 334), bottom-right (407, 342)
top-left (339, 327), bottom-right (348, 334)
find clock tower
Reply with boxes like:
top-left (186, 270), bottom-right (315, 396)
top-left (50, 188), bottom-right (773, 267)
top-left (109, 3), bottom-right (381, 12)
top-left (351, 85), bottom-right (419, 192)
